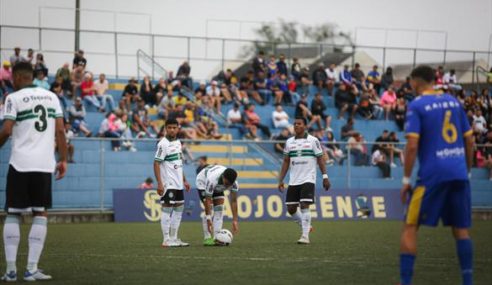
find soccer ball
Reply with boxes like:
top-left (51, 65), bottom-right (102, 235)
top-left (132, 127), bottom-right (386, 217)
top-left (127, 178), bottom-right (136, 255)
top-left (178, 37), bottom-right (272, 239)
top-left (214, 229), bottom-right (233, 246)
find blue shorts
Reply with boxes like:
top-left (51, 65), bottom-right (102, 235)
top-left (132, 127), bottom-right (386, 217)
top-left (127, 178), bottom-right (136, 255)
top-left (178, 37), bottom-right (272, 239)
top-left (404, 180), bottom-right (471, 228)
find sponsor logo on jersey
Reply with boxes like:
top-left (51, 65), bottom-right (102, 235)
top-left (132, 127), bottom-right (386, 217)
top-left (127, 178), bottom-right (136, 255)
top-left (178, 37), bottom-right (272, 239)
top-left (6, 99), bottom-right (12, 113)
top-left (292, 161), bottom-right (308, 166)
top-left (22, 97), bottom-right (30, 103)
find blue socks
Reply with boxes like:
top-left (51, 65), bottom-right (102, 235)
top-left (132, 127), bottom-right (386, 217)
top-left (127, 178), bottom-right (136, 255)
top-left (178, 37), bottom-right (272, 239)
top-left (456, 239), bottom-right (473, 285)
top-left (400, 254), bottom-right (415, 285)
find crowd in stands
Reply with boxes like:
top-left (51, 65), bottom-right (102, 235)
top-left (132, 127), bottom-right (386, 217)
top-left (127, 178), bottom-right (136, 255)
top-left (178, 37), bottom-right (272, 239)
top-left (0, 47), bottom-right (491, 179)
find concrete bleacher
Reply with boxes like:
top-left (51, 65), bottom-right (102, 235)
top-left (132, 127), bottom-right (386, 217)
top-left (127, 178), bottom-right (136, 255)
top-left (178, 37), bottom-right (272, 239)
top-left (0, 78), bottom-right (490, 210)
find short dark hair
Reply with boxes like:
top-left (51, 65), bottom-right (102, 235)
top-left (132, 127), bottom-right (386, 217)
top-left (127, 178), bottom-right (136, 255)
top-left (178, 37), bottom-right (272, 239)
top-left (165, 118), bottom-right (179, 126)
top-left (294, 116), bottom-right (307, 125)
top-left (12, 62), bottom-right (33, 78)
top-left (223, 168), bottom-right (238, 184)
top-left (410, 65), bottom-right (435, 83)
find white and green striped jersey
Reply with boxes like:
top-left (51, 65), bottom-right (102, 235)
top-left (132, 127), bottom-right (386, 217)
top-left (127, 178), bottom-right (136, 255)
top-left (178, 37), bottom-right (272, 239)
top-left (283, 133), bottom-right (323, 186)
top-left (3, 85), bottom-right (63, 173)
top-left (154, 137), bottom-right (184, 190)
top-left (196, 164), bottom-right (239, 196)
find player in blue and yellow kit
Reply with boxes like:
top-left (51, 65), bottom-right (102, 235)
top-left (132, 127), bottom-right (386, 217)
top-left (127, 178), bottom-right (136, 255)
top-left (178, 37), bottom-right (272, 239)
top-left (399, 66), bottom-right (474, 285)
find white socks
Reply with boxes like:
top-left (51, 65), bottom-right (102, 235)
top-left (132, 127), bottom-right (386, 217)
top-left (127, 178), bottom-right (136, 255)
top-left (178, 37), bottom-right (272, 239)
top-left (213, 205), bottom-right (224, 237)
top-left (170, 205), bottom-right (184, 240)
top-left (289, 208), bottom-right (302, 225)
top-left (202, 215), bottom-right (212, 239)
top-left (3, 215), bottom-right (21, 273)
top-left (300, 208), bottom-right (311, 238)
top-left (27, 216), bottom-right (48, 273)
top-left (161, 208), bottom-right (172, 242)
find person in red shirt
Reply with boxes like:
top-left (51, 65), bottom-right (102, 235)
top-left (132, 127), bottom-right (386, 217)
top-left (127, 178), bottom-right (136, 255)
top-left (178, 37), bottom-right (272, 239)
top-left (244, 104), bottom-right (271, 138)
top-left (80, 73), bottom-right (104, 112)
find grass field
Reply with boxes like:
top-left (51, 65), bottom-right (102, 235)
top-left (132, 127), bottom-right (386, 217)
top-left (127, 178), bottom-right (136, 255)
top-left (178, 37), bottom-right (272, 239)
top-left (1, 220), bottom-right (491, 285)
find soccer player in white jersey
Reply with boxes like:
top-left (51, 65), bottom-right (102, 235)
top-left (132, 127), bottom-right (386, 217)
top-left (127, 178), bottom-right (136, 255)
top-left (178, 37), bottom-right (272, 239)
top-left (278, 117), bottom-right (331, 244)
top-left (0, 62), bottom-right (67, 281)
top-left (154, 118), bottom-right (191, 247)
top-left (196, 165), bottom-right (238, 246)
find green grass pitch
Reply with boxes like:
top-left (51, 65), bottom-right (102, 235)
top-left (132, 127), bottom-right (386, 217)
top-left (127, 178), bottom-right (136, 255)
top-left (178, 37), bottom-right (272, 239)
top-left (1, 220), bottom-right (491, 284)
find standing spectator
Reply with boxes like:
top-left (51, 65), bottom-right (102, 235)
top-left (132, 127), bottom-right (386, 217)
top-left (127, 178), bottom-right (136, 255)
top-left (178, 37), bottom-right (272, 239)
top-left (26, 48), bottom-right (34, 64)
top-left (252, 51), bottom-right (266, 76)
top-left (140, 76), bottom-right (156, 107)
top-left (272, 104), bottom-right (293, 131)
top-left (341, 117), bottom-right (358, 140)
top-left (73, 50), bottom-right (87, 70)
top-left (94, 73), bottom-right (116, 112)
top-left (195, 156), bottom-right (209, 175)
top-left (351, 63), bottom-right (366, 91)
top-left (371, 148), bottom-right (391, 178)
top-left (380, 86), bottom-right (397, 120)
top-left (244, 103), bottom-right (271, 138)
top-left (254, 71), bottom-right (272, 104)
top-left (80, 73), bottom-right (104, 112)
top-left (176, 61), bottom-right (192, 89)
top-left (32, 70), bottom-right (50, 90)
top-left (394, 97), bottom-right (407, 131)
top-left (340, 64), bottom-right (353, 86)
top-left (139, 178), bottom-right (154, 190)
top-left (267, 55), bottom-right (278, 78)
top-left (291, 57), bottom-right (301, 81)
top-left (9, 47), bottom-right (25, 66)
top-left (381, 67), bottom-right (394, 91)
top-left (227, 103), bottom-right (247, 136)
top-left (0, 61), bottom-right (13, 95)
top-left (68, 98), bottom-right (92, 137)
top-left (312, 63), bottom-right (328, 92)
top-left (335, 83), bottom-right (358, 119)
top-left (276, 54), bottom-right (288, 76)
top-left (56, 63), bottom-right (72, 95)
top-left (347, 133), bottom-right (369, 166)
top-left (325, 63), bottom-right (339, 95)
top-left (33, 53), bottom-right (48, 76)
top-left (64, 121), bottom-right (75, 163)
top-left (311, 93), bottom-right (330, 130)
top-left (122, 78), bottom-right (140, 113)
top-left (366, 65), bottom-right (381, 94)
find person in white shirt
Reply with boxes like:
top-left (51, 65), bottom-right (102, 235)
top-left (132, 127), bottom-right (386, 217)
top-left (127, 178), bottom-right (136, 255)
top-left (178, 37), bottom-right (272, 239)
top-left (93, 73), bottom-right (116, 112)
top-left (278, 117), bottom-right (331, 244)
top-left (0, 62), bottom-right (67, 282)
top-left (206, 80), bottom-right (222, 114)
top-left (325, 63), bottom-right (339, 95)
top-left (443, 69), bottom-right (461, 91)
top-left (272, 104), bottom-right (293, 132)
top-left (371, 149), bottom-right (391, 178)
top-left (226, 103), bottom-right (248, 137)
top-left (473, 109), bottom-right (488, 133)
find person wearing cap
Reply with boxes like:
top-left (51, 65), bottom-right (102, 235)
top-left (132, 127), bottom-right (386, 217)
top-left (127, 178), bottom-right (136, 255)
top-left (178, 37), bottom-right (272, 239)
top-left (72, 50), bottom-right (87, 70)
top-left (9, 47), bottom-right (25, 67)
top-left (122, 78), bottom-right (140, 113)
top-left (0, 61), bottom-right (13, 95)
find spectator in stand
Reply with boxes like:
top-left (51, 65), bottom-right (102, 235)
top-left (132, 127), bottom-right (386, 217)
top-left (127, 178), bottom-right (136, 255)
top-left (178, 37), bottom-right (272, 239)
top-left (94, 73), bottom-right (116, 112)
top-left (351, 63), bottom-right (366, 91)
top-left (272, 104), bottom-right (293, 131)
top-left (372, 130), bottom-right (403, 168)
top-left (196, 156), bottom-right (209, 174)
top-left (50, 82), bottom-right (68, 116)
top-left (325, 63), bottom-right (339, 96)
top-left (381, 66), bottom-right (394, 91)
top-left (206, 80), bottom-right (222, 114)
top-left (55, 63), bottom-right (72, 95)
top-left (68, 97), bottom-right (92, 137)
top-left (399, 76), bottom-right (414, 101)
top-left (371, 148), bottom-right (391, 178)
top-left (267, 55), bottom-right (278, 78)
top-left (341, 117), bottom-right (358, 140)
top-left (81, 73), bottom-right (104, 112)
top-left (64, 121), bottom-right (75, 163)
top-left (473, 109), bottom-right (488, 134)
top-left (481, 131), bottom-right (492, 180)
top-left (139, 177), bottom-right (154, 190)
top-left (321, 131), bottom-right (345, 165)
top-left (33, 53), bottom-right (48, 76)
top-left (244, 103), bottom-right (271, 138)
top-left (100, 112), bottom-right (122, 151)
top-left (273, 127), bottom-right (291, 154)
top-left (347, 133), bottom-right (369, 166)
top-left (26, 48), bottom-right (34, 65)
top-left (252, 51), bottom-right (266, 76)
top-left (0, 61), bottom-right (13, 95)
top-left (366, 65), bottom-right (381, 94)
top-left (394, 97), bottom-right (407, 131)
top-left (299, 67), bottom-right (312, 97)
top-left (157, 87), bottom-right (175, 119)
top-left (115, 111), bottom-right (136, 151)
top-left (176, 61), bottom-right (192, 90)
top-left (199, 113), bottom-right (223, 140)
top-left (340, 64), bottom-right (354, 86)
top-left (368, 86), bottom-right (383, 119)
top-left (9, 47), bottom-right (25, 66)
top-left (389, 131), bottom-right (405, 166)
top-left (73, 49), bottom-right (87, 70)
top-left (32, 70), bottom-right (50, 90)
top-left (435, 66), bottom-right (444, 85)
top-left (311, 93), bottom-right (330, 130)
top-left (227, 102), bottom-right (247, 136)
top-left (443, 69), bottom-right (462, 91)
top-left (272, 73), bottom-right (292, 105)
top-left (291, 57), bottom-right (301, 81)
top-left (139, 75), bottom-right (155, 106)
top-left (153, 77), bottom-right (167, 104)
top-left (122, 78), bottom-right (140, 113)
top-left (294, 94), bottom-right (319, 130)
top-left (132, 99), bottom-right (158, 138)
top-left (357, 92), bottom-right (374, 120)
top-left (195, 81), bottom-right (207, 97)
top-left (312, 63), bottom-right (328, 92)
top-left (380, 86), bottom-right (397, 120)
top-left (71, 66), bottom-right (84, 97)
top-left (287, 77), bottom-right (300, 105)
top-left (254, 71), bottom-right (272, 104)
top-left (277, 54), bottom-right (288, 76)
top-left (335, 82), bottom-right (358, 119)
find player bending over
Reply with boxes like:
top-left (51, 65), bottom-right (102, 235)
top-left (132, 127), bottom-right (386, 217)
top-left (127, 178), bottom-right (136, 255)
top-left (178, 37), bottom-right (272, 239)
top-left (196, 165), bottom-right (239, 246)
top-left (154, 118), bottom-right (191, 247)
top-left (399, 66), bottom-right (474, 285)
top-left (278, 117), bottom-right (331, 244)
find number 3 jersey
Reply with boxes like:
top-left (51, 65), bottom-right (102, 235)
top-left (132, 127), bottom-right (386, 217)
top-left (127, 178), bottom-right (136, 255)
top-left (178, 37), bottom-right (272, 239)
top-left (3, 86), bottom-right (63, 173)
top-left (283, 133), bottom-right (323, 186)
top-left (154, 137), bottom-right (184, 190)
top-left (405, 93), bottom-right (472, 185)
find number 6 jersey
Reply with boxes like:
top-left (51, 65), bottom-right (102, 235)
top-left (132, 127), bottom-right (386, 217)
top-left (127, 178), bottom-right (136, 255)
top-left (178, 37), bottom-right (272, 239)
top-left (3, 85), bottom-right (63, 173)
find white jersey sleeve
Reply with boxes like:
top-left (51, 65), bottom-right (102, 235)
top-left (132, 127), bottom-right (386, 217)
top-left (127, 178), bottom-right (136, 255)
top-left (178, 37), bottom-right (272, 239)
top-left (154, 140), bottom-right (167, 162)
top-left (311, 136), bottom-right (324, 157)
top-left (3, 96), bottom-right (17, 121)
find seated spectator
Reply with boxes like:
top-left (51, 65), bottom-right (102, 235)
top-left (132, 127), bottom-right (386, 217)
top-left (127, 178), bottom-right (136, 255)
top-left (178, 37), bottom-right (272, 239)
top-left (73, 49), bottom-right (87, 70)
top-left (200, 113), bottom-right (223, 140)
top-left (181, 102), bottom-right (208, 138)
top-left (227, 103), bottom-right (247, 136)
top-left (252, 51), bottom-right (266, 77)
top-left (311, 93), bottom-right (331, 130)
top-left (33, 53), bottom-right (48, 76)
top-left (325, 63), bottom-right (339, 96)
top-left (244, 103), bottom-right (271, 138)
top-left (140, 75), bottom-right (156, 107)
top-left (132, 99), bottom-right (158, 138)
top-left (335, 83), bottom-right (358, 119)
top-left (372, 130), bottom-right (402, 168)
top-left (68, 97), bottom-right (92, 137)
top-left (473, 109), bottom-right (488, 134)
top-left (0, 61), bottom-right (13, 95)
top-left (158, 88), bottom-right (175, 119)
top-left (399, 76), bottom-right (414, 101)
top-left (274, 128), bottom-right (291, 155)
top-left (347, 133), bottom-right (369, 166)
top-left (443, 69), bottom-right (461, 91)
top-left (389, 131), bottom-right (405, 166)
top-left (340, 117), bottom-right (358, 140)
top-left (71, 66), bottom-right (84, 97)
top-left (50, 82), bottom-right (68, 116)
top-left (371, 148), bottom-right (391, 178)
top-left (394, 97), bottom-right (407, 131)
top-left (368, 87), bottom-right (383, 119)
top-left (435, 66), bottom-right (444, 85)
top-left (115, 111), bottom-right (136, 151)
top-left (340, 64), bottom-right (354, 86)
top-left (10, 47), bottom-right (25, 66)
top-left (350, 63), bottom-right (366, 91)
top-left (122, 78), bottom-right (140, 112)
top-left (481, 131), bottom-right (492, 180)
top-left (64, 121), bottom-right (75, 163)
top-left (99, 112), bottom-right (122, 151)
top-left (32, 70), bottom-right (50, 90)
top-left (153, 77), bottom-right (167, 104)
top-left (381, 67), bottom-right (394, 91)
top-left (267, 55), bottom-right (278, 78)
top-left (357, 92), bottom-right (373, 120)
top-left (287, 77), bottom-right (300, 105)
top-left (272, 73), bottom-right (292, 105)
top-left (173, 92), bottom-right (188, 107)
top-left (366, 65), bottom-right (381, 94)
top-left (176, 61), bottom-right (192, 90)
top-left (380, 86), bottom-right (397, 120)
top-left (254, 71), bottom-right (272, 104)
top-left (206, 80), bottom-right (222, 114)
top-left (139, 177), bottom-right (154, 190)
top-left (276, 54), bottom-right (288, 76)
top-left (299, 67), bottom-right (312, 97)
top-left (321, 131), bottom-right (345, 165)
top-left (167, 105), bottom-right (198, 140)
top-left (272, 104), bottom-right (293, 131)
top-left (312, 63), bottom-right (328, 92)
top-left (55, 63), bottom-right (72, 95)
top-left (294, 94), bottom-right (319, 130)
top-left (94, 73), bottom-right (116, 112)
top-left (81, 73), bottom-right (104, 112)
